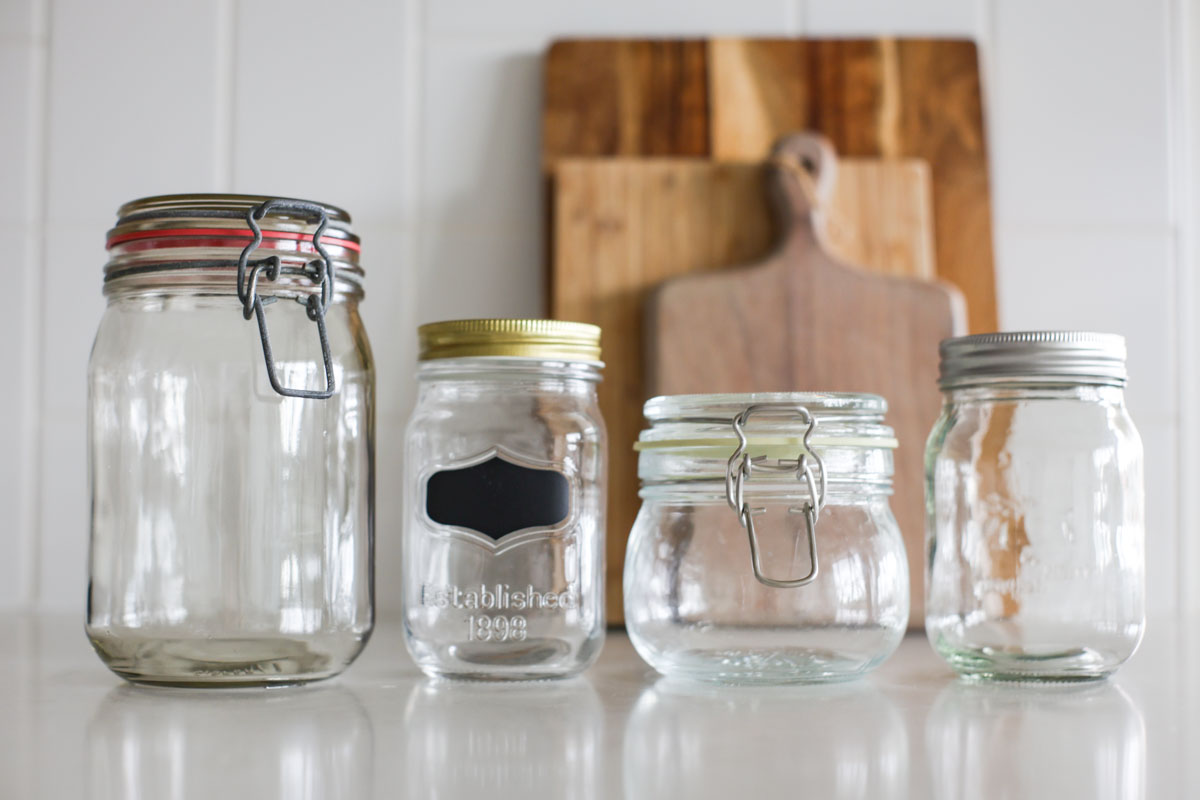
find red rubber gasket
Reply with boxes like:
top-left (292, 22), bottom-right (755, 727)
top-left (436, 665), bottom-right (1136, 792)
top-left (106, 227), bottom-right (361, 253)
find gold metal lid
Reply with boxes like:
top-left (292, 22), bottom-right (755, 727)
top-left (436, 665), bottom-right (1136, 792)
top-left (418, 319), bottom-right (602, 362)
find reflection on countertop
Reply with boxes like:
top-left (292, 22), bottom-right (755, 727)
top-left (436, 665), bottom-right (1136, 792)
top-left (87, 684), bottom-right (374, 800)
top-left (0, 614), bottom-right (1196, 799)
top-left (403, 677), bottom-right (603, 797)
top-left (624, 679), bottom-right (907, 798)
top-left (927, 680), bottom-right (1145, 799)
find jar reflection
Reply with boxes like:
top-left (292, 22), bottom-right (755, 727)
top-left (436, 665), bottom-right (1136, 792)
top-left (624, 678), bottom-right (907, 799)
top-left (403, 677), bottom-right (602, 798)
top-left (926, 681), bottom-right (1145, 799)
top-left (86, 684), bottom-right (373, 800)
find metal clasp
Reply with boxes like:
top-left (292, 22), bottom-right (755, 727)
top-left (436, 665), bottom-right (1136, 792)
top-left (725, 404), bottom-right (827, 589)
top-left (237, 199), bottom-right (336, 400)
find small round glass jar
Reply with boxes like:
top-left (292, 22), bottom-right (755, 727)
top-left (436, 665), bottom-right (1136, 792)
top-left (925, 331), bottom-right (1145, 681)
top-left (403, 320), bottom-right (606, 680)
top-left (624, 393), bottom-right (908, 684)
top-left (87, 194), bottom-right (375, 686)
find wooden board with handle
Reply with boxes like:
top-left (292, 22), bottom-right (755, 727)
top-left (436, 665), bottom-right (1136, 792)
top-left (646, 133), bottom-right (965, 627)
top-left (551, 154), bottom-right (940, 624)
top-left (543, 36), bottom-right (995, 332)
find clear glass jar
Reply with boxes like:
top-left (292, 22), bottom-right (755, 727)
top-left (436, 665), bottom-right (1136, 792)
top-left (625, 393), bottom-right (908, 684)
top-left (403, 320), bottom-right (606, 679)
top-left (925, 331), bottom-right (1144, 681)
top-left (87, 194), bottom-right (375, 686)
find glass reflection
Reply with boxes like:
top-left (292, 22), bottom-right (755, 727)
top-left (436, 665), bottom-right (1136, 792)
top-left (624, 678), bottom-right (907, 799)
top-left (403, 677), bottom-right (601, 798)
top-left (86, 684), bottom-right (373, 800)
top-left (926, 681), bottom-right (1145, 800)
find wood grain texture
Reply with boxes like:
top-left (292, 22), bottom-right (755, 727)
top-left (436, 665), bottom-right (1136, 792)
top-left (544, 40), bottom-right (710, 160)
top-left (646, 134), bottom-right (966, 627)
top-left (543, 37), bottom-right (995, 330)
top-left (551, 155), bottom-right (937, 623)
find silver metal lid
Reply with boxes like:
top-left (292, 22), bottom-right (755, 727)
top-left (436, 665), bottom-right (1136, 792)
top-left (938, 331), bottom-right (1128, 388)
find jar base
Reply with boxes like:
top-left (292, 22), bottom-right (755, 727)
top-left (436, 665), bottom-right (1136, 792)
top-left (405, 632), bottom-right (603, 681)
top-left (418, 667), bottom-right (587, 682)
top-left (88, 630), bottom-right (368, 687)
top-left (934, 641), bottom-right (1126, 683)
top-left (954, 669), bottom-right (1112, 684)
top-left (636, 646), bottom-right (886, 685)
top-left (627, 622), bottom-right (904, 685)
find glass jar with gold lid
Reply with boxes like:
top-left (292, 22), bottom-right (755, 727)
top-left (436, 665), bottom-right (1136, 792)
top-left (403, 319), bottom-right (607, 679)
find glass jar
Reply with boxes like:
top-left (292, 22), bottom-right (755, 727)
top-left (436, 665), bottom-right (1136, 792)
top-left (625, 393), bottom-right (908, 684)
top-left (403, 320), bottom-right (606, 679)
top-left (87, 194), bottom-right (375, 686)
top-left (925, 331), bottom-right (1144, 681)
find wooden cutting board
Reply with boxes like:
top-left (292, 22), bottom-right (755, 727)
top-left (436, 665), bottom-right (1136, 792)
top-left (647, 133), bottom-right (965, 627)
top-left (543, 37), bottom-right (995, 332)
top-left (551, 153), bottom-right (940, 624)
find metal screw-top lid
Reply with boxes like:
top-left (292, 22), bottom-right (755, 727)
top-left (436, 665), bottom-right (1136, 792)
top-left (418, 319), bottom-right (602, 362)
top-left (938, 331), bottom-right (1128, 388)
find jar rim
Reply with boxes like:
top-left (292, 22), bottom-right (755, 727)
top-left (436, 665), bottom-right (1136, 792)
top-left (416, 356), bottom-right (603, 382)
top-left (639, 392), bottom-right (896, 452)
top-left (644, 392), bottom-right (887, 420)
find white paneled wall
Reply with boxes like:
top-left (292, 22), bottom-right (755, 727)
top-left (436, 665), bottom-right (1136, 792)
top-left (1, 0), bottom-right (1195, 617)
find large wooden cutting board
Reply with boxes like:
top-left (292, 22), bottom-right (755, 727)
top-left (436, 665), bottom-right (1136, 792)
top-left (543, 37), bottom-right (995, 331)
top-left (551, 155), bottom-right (938, 624)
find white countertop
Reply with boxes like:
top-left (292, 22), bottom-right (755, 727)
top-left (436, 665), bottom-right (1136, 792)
top-left (2, 614), bottom-right (1196, 799)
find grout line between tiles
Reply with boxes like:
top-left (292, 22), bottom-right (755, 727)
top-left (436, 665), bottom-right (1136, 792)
top-left (1168, 0), bottom-right (1199, 615)
top-left (785, 0), bottom-right (803, 36)
top-left (28, 0), bottom-right (52, 610)
top-left (407, 0), bottom-right (425, 302)
top-left (980, 0), bottom-right (1003, 306)
top-left (380, 0), bottom-right (426, 614)
top-left (213, 0), bottom-right (237, 190)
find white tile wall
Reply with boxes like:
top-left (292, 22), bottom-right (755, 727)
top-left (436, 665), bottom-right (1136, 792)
top-left (425, 0), bottom-right (795, 37)
top-left (232, 0), bottom-right (410, 221)
top-left (803, 0), bottom-right (986, 37)
top-left (2, 0), bottom-right (1195, 617)
top-left (0, 3), bottom-right (44, 609)
top-left (1178, 0), bottom-right (1200, 616)
top-left (989, 0), bottom-right (1172, 230)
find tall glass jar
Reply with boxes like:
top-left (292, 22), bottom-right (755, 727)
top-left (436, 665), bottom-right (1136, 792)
top-left (87, 194), bottom-right (375, 686)
top-left (403, 320), bottom-right (606, 679)
top-left (625, 393), bottom-right (908, 684)
top-left (925, 331), bottom-right (1144, 681)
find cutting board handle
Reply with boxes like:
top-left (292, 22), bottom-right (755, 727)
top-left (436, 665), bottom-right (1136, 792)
top-left (768, 132), bottom-right (838, 246)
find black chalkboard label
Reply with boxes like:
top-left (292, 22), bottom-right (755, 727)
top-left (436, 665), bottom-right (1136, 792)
top-left (425, 455), bottom-right (570, 540)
